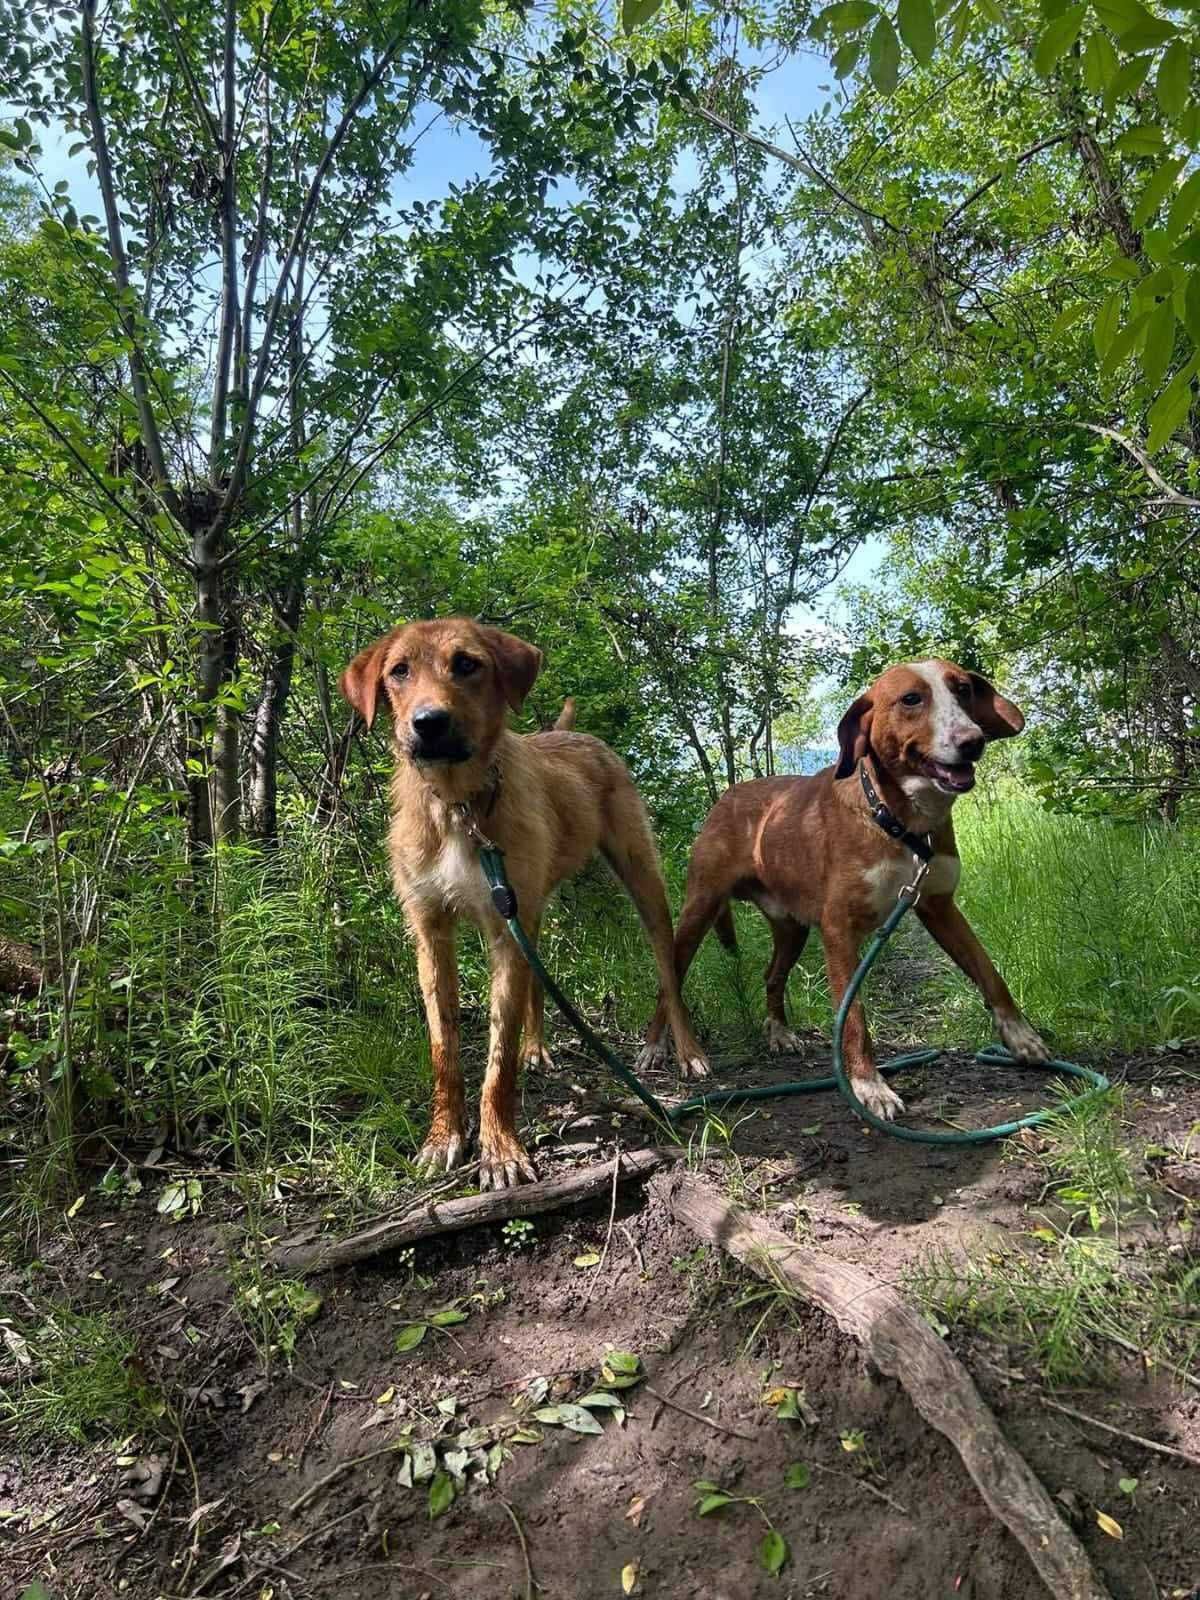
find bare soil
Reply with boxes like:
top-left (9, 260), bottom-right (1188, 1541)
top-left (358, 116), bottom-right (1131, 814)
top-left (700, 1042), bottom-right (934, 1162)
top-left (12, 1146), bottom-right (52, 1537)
top-left (3, 1036), bottom-right (1199, 1600)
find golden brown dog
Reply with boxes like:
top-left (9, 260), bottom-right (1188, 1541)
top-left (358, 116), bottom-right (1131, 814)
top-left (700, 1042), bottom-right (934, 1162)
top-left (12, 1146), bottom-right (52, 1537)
top-left (642, 660), bottom-right (1049, 1119)
top-left (339, 617), bottom-right (708, 1189)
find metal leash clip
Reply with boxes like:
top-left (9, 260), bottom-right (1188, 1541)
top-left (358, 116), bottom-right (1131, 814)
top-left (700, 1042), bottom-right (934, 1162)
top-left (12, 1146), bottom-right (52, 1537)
top-left (898, 855), bottom-right (930, 906)
top-left (451, 801), bottom-right (496, 852)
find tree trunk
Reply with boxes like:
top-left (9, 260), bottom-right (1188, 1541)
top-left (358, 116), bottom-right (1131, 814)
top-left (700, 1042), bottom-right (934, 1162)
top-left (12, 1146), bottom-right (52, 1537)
top-left (213, 592), bottom-right (241, 843)
top-left (248, 578), bottom-right (304, 844)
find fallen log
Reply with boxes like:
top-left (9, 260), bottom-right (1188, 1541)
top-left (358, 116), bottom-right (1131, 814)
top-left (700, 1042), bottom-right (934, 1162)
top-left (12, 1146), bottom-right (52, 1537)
top-left (663, 1172), bottom-right (1113, 1600)
top-left (271, 1148), bottom-right (666, 1275)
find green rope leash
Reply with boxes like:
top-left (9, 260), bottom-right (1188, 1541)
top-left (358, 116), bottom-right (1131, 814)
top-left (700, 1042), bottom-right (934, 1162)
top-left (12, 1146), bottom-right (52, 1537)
top-left (476, 843), bottom-right (1109, 1144)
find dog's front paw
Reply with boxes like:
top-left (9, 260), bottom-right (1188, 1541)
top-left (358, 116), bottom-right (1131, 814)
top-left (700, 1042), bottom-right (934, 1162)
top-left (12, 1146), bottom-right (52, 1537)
top-left (997, 1013), bottom-right (1051, 1064)
top-left (678, 1052), bottom-right (710, 1081)
top-left (478, 1132), bottom-right (538, 1192)
top-left (765, 1019), bottom-right (804, 1055)
top-left (415, 1128), bottom-right (468, 1177)
top-left (850, 1073), bottom-right (905, 1121)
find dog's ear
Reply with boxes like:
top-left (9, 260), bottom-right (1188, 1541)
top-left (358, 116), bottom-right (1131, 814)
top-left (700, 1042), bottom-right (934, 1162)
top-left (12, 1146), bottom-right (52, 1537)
top-left (480, 626), bottom-right (543, 712)
top-left (338, 633), bottom-right (395, 729)
top-left (835, 694), bottom-right (873, 779)
top-left (968, 673), bottom-right (1024, 739)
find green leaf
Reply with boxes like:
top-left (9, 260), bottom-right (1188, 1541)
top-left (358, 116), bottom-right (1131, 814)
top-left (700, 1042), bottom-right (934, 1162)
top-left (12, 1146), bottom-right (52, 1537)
top-left (1168, 169), bottom-right (1200, 239)
top-left (1146, 359), bottom-right (1197, 451)
top-left (1132, 157), bottom-right (1186, 229)
top-left (604, 1351), bottom-right (640, 1375)
top-left (897, 0), bottom-right (937, 64)
top-left (1091, 0), bottom-right (1146, 30)
top-left (395, 1323), bottom-right (428, 1352)
top-left (1118, 13), bottom-right (1177, 51)
top-left (813, 0), bottom-right (879, 38)
top-left (428, 1469), bottom-right (456, 1518)
top-left (759, 1530), bottom-right (789, 1576)
top-left (1183, 268), bottom-right (1200, 343)
top-left (1142, 296), bottom-right (1177, 389)
top-left (1033, 4), bottom-right (1085, 76)
top-left (1093, 290), bottom-right (1124, 358)
top-left (1099, 309), bottom-right (1150, 377)
top-left (868, 15), bottom-right (901, 93)
top-left (1082, 29), bottom-right (1119, 94)
top-left (1113, 123), bottom-right (1168, 158)
top-left (428, 1307), bottom-right (469, 1326)
top-left (1157, 39), bottom-right (1191, 119)
top-left (1051, 300), bottom-right (1089, 337)
top-left (556, 1402), bottom-right (605, 1433)
top-left (578, 1391), bottom-right (624, 1408)
top-left (1105, 56), bottom-right (1153, 115)
top-left (696, 1492), bottom-right (734, 1515)
top-left (832, 38), bottom-right (864, 75)
top-left (620, 0), bottom-right (663, 30)
top-left (784, 1462), bottom-right (813, 1489)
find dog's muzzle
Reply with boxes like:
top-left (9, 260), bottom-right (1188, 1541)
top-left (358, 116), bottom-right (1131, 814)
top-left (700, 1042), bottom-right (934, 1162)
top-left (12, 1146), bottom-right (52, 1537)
top-left (409, 706), bottom-right (472, 765)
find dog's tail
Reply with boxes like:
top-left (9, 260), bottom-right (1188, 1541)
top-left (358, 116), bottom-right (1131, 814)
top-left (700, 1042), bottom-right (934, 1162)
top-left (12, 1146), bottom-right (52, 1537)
top-left (713, 903), bottom-right (738, 951)
top-left (554, 697), bottom-right (577, 731)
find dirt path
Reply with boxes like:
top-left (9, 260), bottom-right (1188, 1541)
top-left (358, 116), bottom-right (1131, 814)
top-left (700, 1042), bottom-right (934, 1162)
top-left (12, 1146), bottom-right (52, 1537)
top-left (3, 1041), bottom-right (1199, 1600)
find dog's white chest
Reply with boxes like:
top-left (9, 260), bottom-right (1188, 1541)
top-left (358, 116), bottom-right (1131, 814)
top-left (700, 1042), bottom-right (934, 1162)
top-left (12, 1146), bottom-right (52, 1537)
top-left (862, 852), bottom-right (959, 920)
top-left (408, 831), bottom-right (494, 919)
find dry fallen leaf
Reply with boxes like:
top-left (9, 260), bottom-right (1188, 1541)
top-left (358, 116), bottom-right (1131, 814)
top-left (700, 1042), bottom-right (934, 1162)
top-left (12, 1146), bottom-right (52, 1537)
top-left (621, 1561), bottom-right (639, 1594)
top-left (624, 1492), bottom-right (646, 1528)
top-left (376, 1386), bottom-right (396, 1406)
top-left (1096, 1511), bottom-right (1123, 1540)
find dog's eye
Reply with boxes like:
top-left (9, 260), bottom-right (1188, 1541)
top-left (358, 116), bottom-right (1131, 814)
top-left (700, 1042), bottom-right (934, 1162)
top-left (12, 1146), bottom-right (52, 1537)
top-left (899, 691), bottom-right (923, 707)
top-left (451, 653), bottom-right (480, 678)
top-left (953, 680), bottom-right (972, 699)
top-left (391, 661), bottom-right (410, 680)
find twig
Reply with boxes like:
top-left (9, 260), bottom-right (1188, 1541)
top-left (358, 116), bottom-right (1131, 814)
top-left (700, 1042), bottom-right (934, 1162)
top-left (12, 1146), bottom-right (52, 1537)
top-left (578, 1140), bottom-right (620, 1315)
top-left (288, 1442), bottom-right (404, 1515)
top-left (812, 1461), bottom-right (910, 1515)
top-left (649, 1361), bottom-right (701, 1430)
top-left (498, 1497), bottom-right (535, 1600)
top-left (618, 1222), bottom-right (645, 1276)
top-left (1100, 1330), bottom-right (1200, 1392)
top-left (1042, 1398), bottom-right (1200, 1469)
top-left (297, 1382), bottom-right (334, 1468)
top-left (642, 1385), bottom-right (757, 1441)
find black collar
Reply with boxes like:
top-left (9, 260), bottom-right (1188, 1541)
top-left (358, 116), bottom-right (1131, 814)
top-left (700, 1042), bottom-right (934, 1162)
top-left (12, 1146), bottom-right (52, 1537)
top-left (859, 761), bottom-right (933, 863)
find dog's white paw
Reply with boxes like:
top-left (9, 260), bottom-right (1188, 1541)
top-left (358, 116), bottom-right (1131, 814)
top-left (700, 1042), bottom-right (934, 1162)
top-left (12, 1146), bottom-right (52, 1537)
top-left (765, 1019), bottom-right (804, 1055)
top-left (523, 1044), bottom-right (556, 1073)
top-left (851, 1074), bottom-right (905, 1121)
top-left (997, 1013), bottom-right (1051, 1064)
top-left (679, 1053), bottom-right (710, 1081)
top-left (415, 1131), bottom-right (467, 1177)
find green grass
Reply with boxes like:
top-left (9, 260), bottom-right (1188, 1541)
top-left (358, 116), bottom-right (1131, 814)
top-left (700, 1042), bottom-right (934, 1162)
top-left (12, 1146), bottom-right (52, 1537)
top-left (3, 784), bottom-right (1197, 1195)
top-left (0, 1309), bottom-right (162, 1444)
top-left (906, 1084), bottom-right (1198, 1387)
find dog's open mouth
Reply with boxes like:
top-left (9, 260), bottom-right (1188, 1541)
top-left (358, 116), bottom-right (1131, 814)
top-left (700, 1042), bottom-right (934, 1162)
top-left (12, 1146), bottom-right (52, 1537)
top-left (921, 756), bottom-right (976, 794)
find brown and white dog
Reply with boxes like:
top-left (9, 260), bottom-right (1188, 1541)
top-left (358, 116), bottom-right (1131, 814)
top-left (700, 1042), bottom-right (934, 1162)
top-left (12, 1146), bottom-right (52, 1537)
top-left (642, 660), bottom-right (1049, 1119)
top-left (339, 618), bottom-right (708, 1190)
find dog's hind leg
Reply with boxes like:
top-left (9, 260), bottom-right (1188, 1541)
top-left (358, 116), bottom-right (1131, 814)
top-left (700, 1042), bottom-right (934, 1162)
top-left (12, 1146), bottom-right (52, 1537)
top-left (639, 887), bottom-right (727, 1072)
top-left (763, 917), bottom-right (810, 1055)
top-left (601, 804), bottom-right (710, 1081)
top-left (520, 915), bottom-right (555, 1072)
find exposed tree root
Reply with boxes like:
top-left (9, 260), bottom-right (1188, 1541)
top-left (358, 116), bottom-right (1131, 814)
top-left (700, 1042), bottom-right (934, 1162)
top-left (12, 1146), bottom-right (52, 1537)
top-left (661, 1171), bottom-right (1114, 1600)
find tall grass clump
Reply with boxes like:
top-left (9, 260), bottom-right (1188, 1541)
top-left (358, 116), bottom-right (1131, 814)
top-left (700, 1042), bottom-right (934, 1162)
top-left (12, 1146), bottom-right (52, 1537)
top-left (946, 783), bottom-right (1200, 1050)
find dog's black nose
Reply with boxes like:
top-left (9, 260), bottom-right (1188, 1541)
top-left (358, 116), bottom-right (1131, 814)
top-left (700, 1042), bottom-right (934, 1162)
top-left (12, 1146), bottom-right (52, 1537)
top-left (957, 734), bottom-right (985, 762)
top-left (412, 706), bottom-right (452, 741)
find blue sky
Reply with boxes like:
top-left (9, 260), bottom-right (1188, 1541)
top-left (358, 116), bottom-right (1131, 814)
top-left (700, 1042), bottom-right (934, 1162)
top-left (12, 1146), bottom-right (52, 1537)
top-left (21, 19), bottom-right (880, 702)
